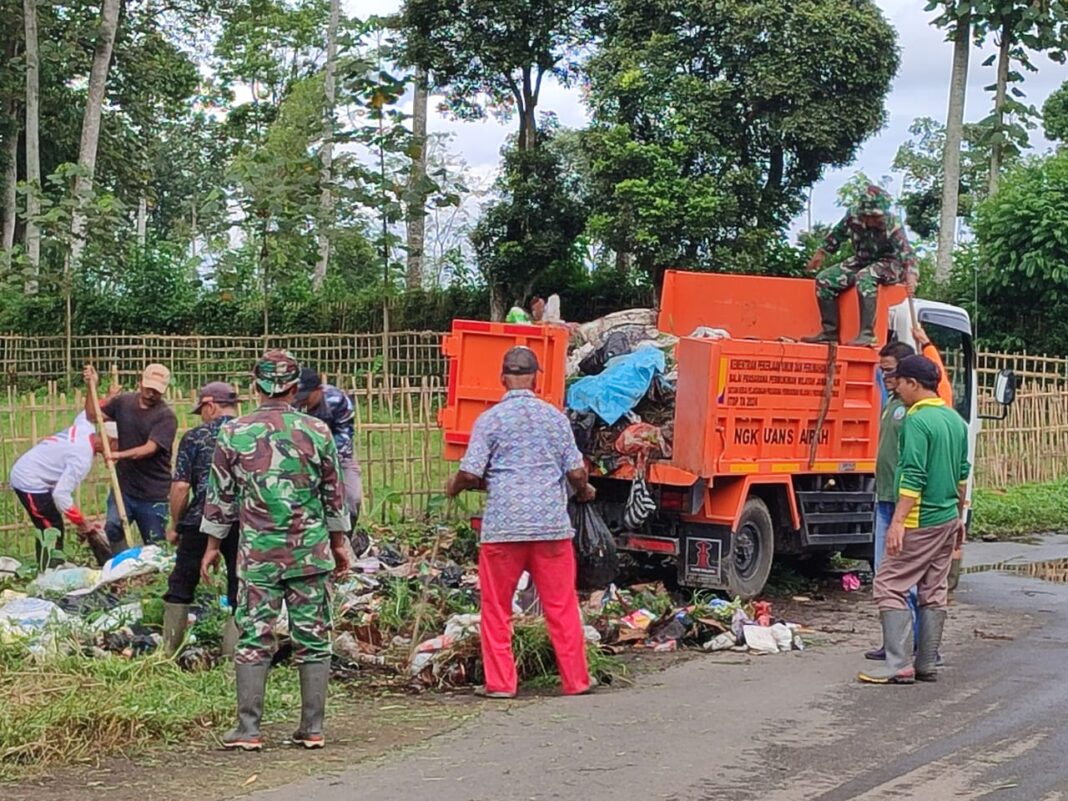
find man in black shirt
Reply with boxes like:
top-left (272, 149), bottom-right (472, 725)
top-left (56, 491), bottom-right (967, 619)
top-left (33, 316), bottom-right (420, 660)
top-left (162, 382), bottom-right (241, 655)
top-left (84, 364), bottom-right (178, 552)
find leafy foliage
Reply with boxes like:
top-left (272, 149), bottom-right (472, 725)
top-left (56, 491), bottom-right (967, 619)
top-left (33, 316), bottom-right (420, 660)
top-left (583, 0), bottom-right (899, 285)
top-left (1043, 79), bottom-right (1068, 143)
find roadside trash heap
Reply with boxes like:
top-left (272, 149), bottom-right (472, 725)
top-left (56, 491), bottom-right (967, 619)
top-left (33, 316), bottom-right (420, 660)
top-left (0, 545), bottom-right (173, 656)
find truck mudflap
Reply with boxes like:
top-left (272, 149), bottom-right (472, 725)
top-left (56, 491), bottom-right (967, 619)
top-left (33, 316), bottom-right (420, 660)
top-left (678, 529), bottom-right (732, 590)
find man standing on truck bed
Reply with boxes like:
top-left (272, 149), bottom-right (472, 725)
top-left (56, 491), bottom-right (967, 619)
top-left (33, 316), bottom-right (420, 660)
top-left (446, 346), bottom-right (597, 699)
top-left (803, 185), bottom-right (918, 347)
top-left (859, 355), bottom-right (969, 685)
top-left (83, 364), bottom-right (178, 552)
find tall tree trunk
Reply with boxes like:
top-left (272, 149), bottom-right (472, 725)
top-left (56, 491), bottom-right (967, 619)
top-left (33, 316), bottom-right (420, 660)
top-left (405, 68), bottom-right (429, 290)
top-left (988, 23), bottom-right (1012, 197)
top-left (313, 0), bottom-right (340, 291)
top-left (1, 36), bottom-right (18, 253)
top-left (136, 194), bottom-right (147, 246)
top-left (489, 283), bottom-right (507, 322)
top-left (1, 121), bottom-right (15, 252)
top-left (518, 68), bottom-right (538, 153)
top-left (935, 7), bottom-right (970, 284)
top-left (24, 0), bottom-right (41, 288)
top-left (68, 0), bottom-right (121, 279)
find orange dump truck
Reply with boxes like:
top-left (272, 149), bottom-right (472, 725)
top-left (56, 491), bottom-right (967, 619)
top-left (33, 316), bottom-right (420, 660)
top-left (439, 271), bottom-right (992, 598)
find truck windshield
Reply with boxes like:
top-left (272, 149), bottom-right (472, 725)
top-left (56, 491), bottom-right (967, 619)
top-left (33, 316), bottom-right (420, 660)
top-left (922, 321), bottom-right (973, 422)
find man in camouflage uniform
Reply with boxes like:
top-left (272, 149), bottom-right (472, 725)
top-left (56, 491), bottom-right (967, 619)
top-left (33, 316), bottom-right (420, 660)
top-left (803, 185), bottom-right (918, 347)
top-left (200, 350), bottom-right (351, 752)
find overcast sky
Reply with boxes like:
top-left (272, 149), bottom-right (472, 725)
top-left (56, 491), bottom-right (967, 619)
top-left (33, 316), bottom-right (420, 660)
top-left (354, 0), bottom-right (1066, 236)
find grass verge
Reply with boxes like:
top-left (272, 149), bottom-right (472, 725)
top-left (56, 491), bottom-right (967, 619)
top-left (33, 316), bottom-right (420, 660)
top-left (972, 478), bottom-right (1068, 539)
top-left (0, 644), bottom-right (299, 782)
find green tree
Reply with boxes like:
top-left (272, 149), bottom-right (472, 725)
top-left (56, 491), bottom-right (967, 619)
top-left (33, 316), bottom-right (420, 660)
top-left (973, 148), bottom-right (1068, 352)
top-left (472, 130), bottom-right (587, 320)
top-left (583, 0), bottom-right (899, 290)
top-left (1043, 79), bottom-right (1068, 143)
top-left (400, 0), bottom-right (598, 153)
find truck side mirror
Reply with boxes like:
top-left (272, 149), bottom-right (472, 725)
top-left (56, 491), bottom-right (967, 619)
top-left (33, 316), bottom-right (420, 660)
top-left (995, 370), bottom-right (1017, 406)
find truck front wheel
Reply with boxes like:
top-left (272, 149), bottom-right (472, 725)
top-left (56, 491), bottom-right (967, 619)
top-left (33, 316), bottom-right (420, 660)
top-left (728, 498), bottom-right (775, 599)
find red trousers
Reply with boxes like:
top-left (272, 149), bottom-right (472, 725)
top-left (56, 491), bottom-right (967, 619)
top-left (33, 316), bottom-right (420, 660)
top-left (479, 539), bottom-right (590, 696)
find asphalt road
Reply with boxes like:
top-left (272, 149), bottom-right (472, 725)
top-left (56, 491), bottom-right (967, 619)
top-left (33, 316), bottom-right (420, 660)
top-left (244, 538), bottom-right (1068, 801)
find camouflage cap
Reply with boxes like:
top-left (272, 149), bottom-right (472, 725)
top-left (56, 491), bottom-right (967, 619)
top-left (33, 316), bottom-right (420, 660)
top-left (854, 184), bottom-right (892, 219)
top-left (253, 350), bottom-right (301, 395)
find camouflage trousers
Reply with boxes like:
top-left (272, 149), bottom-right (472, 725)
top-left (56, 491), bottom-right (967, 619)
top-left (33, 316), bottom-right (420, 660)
top-left (815, 257), bottom-right (904, 301)
top-left (235, 572), bottom-right (332, 666)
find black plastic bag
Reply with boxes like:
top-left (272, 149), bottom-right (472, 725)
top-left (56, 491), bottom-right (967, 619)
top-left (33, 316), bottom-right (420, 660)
top-left (578, 330), bottom-right (635, 376)
top-left (569, 501), bottom-right (619, 591)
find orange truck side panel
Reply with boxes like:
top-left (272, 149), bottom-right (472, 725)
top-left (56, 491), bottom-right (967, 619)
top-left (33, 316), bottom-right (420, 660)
top-left (658, 270), bottom-right (907, 344)
top-left (689, 475), bottom-right (800, 530)
top-left (438, 321), bottom-right (569, 461)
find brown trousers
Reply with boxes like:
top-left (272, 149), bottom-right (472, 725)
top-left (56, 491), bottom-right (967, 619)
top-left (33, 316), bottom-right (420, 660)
top-left (874, 519), bottom-right (959, 611)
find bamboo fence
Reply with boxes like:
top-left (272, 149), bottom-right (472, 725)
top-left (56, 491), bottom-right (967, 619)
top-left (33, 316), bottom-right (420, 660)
top-left (0, 335), bottom-right (1065, 556)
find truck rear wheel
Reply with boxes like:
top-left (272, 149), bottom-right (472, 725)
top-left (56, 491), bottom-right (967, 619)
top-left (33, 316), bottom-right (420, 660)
top-left (728, 498), bottom-right (775, 599)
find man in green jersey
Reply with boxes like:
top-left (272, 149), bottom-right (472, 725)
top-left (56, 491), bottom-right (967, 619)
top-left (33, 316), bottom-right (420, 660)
top-left (201, 350), bottom-right (351, 750)
top-left (859, 355), bottom-right (969, 685)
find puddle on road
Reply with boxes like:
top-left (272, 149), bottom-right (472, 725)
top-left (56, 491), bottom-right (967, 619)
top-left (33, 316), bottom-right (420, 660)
top-left (964, 558), bottom-right (1068, 583)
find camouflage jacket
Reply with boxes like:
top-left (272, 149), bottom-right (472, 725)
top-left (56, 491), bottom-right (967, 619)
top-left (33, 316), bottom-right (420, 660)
top-left (823, 212), bottom-right (919, 284)
top-left (200, 399), bottom-right (351, 583)
top-left (305, 384), bottom-right (355, 461)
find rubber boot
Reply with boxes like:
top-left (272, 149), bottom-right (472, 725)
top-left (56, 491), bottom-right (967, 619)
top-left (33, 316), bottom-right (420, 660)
top-left (801, 296), bottom-right (840, 344)
top-left (221, 616), bottom-right (239, 660)
top-left (947, 555), bottom-right (962, 594)
top-left (857, 610), bottom-right (916, 684)
top-left (162, 602), bottom-right (190, 656)
top-left (291, 661), bottom-right (330, 749)
top-left (223, 663), bottom-right (269, 751)
top-left (846, 292), bottom-right (878, 346)
top-left (915, 607), bottom-right (948, 682)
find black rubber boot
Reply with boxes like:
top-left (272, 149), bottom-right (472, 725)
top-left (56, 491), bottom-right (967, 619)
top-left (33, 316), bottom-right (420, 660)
top-left (291, 661), bottom-right (330, 749)
top-left (846, 292), bottom-right (878, 346)
top-left (223, 663), bottom-right (269, 751)
top-left (801, 296), bottom-right (840, 344)
top-left (858, 610), bottom-right (916, 684)
top-left (915, 608), bottom-right (948, 682)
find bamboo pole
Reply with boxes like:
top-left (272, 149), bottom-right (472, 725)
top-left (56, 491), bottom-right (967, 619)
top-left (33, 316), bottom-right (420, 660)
top-left (85, 364), bottom-right (134, 550)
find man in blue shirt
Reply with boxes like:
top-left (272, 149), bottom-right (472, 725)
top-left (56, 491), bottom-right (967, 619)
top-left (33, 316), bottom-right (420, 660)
top-left (447, 347), bottom-right (596, 698)
top-left (295, 369), bottom-right (362, 524)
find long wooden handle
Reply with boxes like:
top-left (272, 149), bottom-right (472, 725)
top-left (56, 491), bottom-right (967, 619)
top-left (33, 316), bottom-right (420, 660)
top-left (86, 365), bottom-right (134, 550)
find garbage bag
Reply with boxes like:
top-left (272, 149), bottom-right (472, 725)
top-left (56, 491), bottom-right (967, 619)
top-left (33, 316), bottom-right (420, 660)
top-left (566, 346), bottom-right (666, 425)
top-left (30, 566), bottom-right (100, 595)
top-left (578, 330), bottom-right (635, 376)
top-left (623, 475), bottom-right (657, 530)
top-left (569, 502), bottom-right (619, 592)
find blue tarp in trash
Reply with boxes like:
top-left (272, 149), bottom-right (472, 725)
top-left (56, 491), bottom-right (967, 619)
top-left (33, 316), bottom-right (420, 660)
top-left (566, 346), bottom-right (666, 425)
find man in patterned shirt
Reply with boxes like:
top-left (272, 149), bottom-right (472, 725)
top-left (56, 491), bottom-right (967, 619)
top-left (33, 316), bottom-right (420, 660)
top-left (446, 347), bottom-right (597, 699)
top-left (803, 184), bottom-right (918, 347)
top-left (161, 382), bottom-right (240, 656)
top-left (200, 351), bottom-right (351, 751)
top-left (295, 368), bottom-right (363, 523)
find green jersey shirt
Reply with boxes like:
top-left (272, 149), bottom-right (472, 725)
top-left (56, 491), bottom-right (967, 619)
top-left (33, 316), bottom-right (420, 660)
top-left (895, 398), bottom-right (970, 530)
top-left (876, 395), bottom-right (907, 502)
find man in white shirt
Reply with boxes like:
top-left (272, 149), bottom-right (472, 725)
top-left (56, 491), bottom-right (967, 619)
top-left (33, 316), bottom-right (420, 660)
top-left (10, 412), bottom-right (115, 567)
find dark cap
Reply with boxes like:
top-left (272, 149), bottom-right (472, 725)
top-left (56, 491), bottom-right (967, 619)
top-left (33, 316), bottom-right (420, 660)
top-left (501, 346), bottom-right (540, 375)
top-left (294, 367), bottom-right (323, 405)
top-left (893, 354), bottom-right (941, 387)
top-left (192, 381), bottom-right (239, 414)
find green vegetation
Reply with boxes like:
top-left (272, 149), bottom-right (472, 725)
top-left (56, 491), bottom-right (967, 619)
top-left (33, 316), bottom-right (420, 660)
top-left (972, 478), bottom-right (1068, 539)
top-left (0, 645), bottom-right (300, 781)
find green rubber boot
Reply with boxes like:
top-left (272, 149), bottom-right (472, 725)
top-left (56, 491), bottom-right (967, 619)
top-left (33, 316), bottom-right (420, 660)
top-left (162, 602), bottom-right (190, 656)
top-left (846, 292), bottom-right (878, 347)
top-left (291, 661), bottom-right (330, 749)
top-left (223, 663), bottom-right (269, 751)
top-left (915, 607), bottom-right (948, 682)
top-left (858, 610), bottom-right (916, 684)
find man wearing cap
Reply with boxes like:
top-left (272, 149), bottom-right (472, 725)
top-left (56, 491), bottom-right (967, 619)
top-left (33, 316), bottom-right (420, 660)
top-left (859, 354), bottom-right (970, 686)
top-left (161, 382), bottom-right (241, 656)
top-left (294, 368), bottom-right (362, 522)
top-left (446, 347), bottom-right (597, 699)
top-left (10, 412), bottom-right (116, 567)
top-left (200, 350), bottom-right (351, 751)
top-left (83, 363), bottom-right (178, 552)
top-left (803, 184), bottom-right (919, 347)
